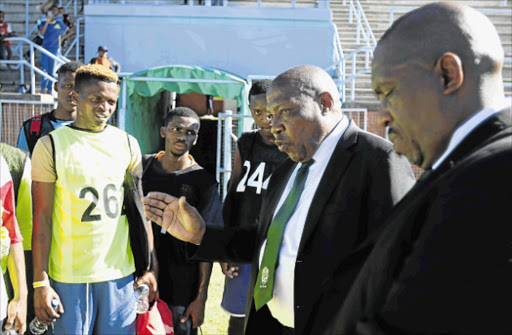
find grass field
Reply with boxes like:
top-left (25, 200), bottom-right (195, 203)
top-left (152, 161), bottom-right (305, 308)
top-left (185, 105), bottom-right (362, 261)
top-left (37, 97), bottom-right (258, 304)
top-left (200, 264), bottom-right (230, 335)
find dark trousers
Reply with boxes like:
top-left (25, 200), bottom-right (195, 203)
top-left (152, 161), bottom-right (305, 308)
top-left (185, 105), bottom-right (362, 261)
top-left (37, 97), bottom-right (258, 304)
top-left (228, 315), bottom-right (245, 335)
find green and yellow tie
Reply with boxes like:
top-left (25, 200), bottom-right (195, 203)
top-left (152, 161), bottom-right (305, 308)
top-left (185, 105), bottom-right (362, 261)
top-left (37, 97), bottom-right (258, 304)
top-left (253, 159), bottom-right (315, 311)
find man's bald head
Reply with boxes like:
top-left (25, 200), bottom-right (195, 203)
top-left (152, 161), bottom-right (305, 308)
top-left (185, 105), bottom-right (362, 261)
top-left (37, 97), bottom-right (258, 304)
top-left (270, 65), bottom-right (342, 111)
top-left (371, 2), bottom-right (507, 170)
top-left (378, 2), bottom-right (504, 80)
top-left (266, 65), bottom-right (343, 163)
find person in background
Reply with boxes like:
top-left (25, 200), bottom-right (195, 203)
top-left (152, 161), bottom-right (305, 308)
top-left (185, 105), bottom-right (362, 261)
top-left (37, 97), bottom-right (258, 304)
top-left (0, 11), bottom-right (14, 66)
top-left (0, 142), bottom-right (34, 326)
top-left (17, 61), bottom-right (83, 155)
top-left (89, 45), bottom-right (121, 73)
top-left (31, 64), bottom-right (155, 335)
top-left (220, 79), bottom-right (287, 335)
top-left (57, 7), bottom-right (74, 52)
top-left (0, 153), bottom-right (27, 335)
top-left (323, 3), bottom-right (512, 334)
top-left (143, 65), bottom-right (415, 335)
top-left (142, 107), bottom-right (223, 335)
top-left (38, 5), bottom-right (72, 94)
top-left (57, 7), bottom-right (73, 30)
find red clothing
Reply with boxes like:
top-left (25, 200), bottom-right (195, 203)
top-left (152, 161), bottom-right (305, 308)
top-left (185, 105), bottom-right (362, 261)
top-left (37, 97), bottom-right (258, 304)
top-left (1, 155), bottom-right (23, 243)
top-left (1, 22), bottom-right (12, 47)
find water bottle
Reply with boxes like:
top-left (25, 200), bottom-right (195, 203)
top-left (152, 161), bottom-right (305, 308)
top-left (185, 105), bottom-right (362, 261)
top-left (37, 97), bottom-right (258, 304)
top-left (135, 283), bottom-right (150, 314)
top-left (29, 299), bottom-right (59, 335)
top-left (2, 327), bottom-right (17, 335)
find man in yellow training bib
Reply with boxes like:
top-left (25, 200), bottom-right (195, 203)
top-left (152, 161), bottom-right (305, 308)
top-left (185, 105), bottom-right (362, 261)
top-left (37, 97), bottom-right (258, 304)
top-left (31, 64), bottom-right (154, 334)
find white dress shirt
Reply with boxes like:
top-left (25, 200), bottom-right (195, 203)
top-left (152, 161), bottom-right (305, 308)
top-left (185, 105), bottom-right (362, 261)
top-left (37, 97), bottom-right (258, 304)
top-left (431, 104), bottom-right (510, 170)
top-left (259, 115), bottom-right (350, 327)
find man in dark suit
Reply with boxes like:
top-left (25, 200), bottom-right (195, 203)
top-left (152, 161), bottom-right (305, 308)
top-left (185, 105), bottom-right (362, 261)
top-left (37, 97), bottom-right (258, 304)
top-left (323, 3), bottom-right (512, 334)
top-left (143, 65), bottom-right (415, 335)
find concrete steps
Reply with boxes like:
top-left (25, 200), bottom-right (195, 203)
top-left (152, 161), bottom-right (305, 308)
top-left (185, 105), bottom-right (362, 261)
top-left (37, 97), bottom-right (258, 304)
top-left (331, 0), bottom-right (512, 107)
top-left (0, 1), bottom-right (84, 93)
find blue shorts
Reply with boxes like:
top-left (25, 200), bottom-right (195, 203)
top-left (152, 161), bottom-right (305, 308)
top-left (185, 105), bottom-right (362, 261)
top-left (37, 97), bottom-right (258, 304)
top-left (49, 275), bottom-right (136, 335)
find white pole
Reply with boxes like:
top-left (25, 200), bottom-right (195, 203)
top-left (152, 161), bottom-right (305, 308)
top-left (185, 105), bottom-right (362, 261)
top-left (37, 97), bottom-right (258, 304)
top-left (119, 79), bottom-right (127, 130)
top-left (222, 110), bottom-right (233, 200)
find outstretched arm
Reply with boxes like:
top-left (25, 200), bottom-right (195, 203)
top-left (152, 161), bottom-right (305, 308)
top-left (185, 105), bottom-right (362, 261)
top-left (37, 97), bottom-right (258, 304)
top-left (142, 192), bottom-right (206, 245)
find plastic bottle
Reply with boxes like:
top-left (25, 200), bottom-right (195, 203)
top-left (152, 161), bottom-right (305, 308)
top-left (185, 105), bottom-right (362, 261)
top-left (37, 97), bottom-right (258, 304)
top-left (29, 299), bottom-right (59, 335)
top-left (135, 283), bottom-right (150, 314)
top-left (2, 327), bottom-right (17, 335)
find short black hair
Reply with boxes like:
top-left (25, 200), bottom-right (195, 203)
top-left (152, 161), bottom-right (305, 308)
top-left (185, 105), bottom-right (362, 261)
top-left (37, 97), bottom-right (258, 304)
top-left (249, 79), bottom-right (272, 99)
top-left (163, 107), bottom-right (200, 128)
top-left (57, 61), bottom-right (84, 78)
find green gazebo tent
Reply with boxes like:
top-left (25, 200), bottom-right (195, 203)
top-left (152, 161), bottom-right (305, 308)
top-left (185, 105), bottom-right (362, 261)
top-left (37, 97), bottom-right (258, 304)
top-left (118, 65), bottom-right (250, 155)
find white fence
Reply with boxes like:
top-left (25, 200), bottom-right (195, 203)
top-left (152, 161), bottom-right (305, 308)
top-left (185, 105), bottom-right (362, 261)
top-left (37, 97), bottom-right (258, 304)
top-left (0, 100), bottom-right (57, 146)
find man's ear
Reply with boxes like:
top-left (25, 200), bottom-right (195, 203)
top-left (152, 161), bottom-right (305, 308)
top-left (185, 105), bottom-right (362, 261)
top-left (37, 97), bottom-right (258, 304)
top-left (160, 127), bottom-right (166, 138)
top-left (54, 81), bottom-right (59, 93)
top-left (319, 92), bottom-right (334, 114)
top-left (435, 52), bottom-right (463, 95)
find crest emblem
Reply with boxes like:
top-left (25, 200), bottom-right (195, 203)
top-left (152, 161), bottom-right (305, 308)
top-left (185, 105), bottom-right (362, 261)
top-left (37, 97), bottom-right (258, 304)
top-left (260, 266), bottom-right (269, 288)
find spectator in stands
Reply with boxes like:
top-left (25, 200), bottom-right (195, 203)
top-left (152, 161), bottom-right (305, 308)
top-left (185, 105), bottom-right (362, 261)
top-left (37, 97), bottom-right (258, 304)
top-left (38, 5), bottom-right (72, 94)
top-left (58, 7), bottom-right (74, 29)
top-left (323, 3), bottom-right (512, 334)
top-left (89, 45), bottom-right (121, 73)
top-left (31, 64), bottom-right (155, 335)
top-left (17, 61), bottom-right (83, 155)
top-left (0, 154), bottom-right (27, 335)
top-left (23, 18), bottom-right (45, 63)
top-left (0, 142), bottom-right (35, 326)
top-left (142, 107), bottom-right (223, 335)
top-left (58, 7), bottom-right (74, 52)
top-left (220, 79), bottom-right (287, 335)
top-left (0, 11), bottom-right (14, 66)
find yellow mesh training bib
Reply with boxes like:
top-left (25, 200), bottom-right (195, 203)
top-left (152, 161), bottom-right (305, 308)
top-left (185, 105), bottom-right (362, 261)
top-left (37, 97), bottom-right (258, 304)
top-left (49, 125), bottom-right (135, 283)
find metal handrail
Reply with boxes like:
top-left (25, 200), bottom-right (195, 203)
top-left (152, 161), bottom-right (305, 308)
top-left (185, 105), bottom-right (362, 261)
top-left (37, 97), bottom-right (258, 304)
top-left (62, 17), bottom-right (84, 61)
top-left (20, 0), bottom-right (79, 44)
top-left (323, 23), bottom-right (345, 101)
top-left (340, 45), bottom-right (374, 103)
top-left (348, 0), bottom-right (377, 48)
top-left (88, 0), bottom-right (325, 7)
top-left (1, 37), bottom-right (70, 95)
top-left (340, 0), bottom-right (375, 103)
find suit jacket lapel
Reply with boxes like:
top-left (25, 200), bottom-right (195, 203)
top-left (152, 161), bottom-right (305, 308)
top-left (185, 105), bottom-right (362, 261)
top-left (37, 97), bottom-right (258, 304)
top-left (298, 121), bottom-right (360, 255)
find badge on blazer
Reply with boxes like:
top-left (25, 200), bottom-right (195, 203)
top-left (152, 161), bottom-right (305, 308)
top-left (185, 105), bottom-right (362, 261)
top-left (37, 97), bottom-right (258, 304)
top-left (261, 266), bottom-right (269, 288)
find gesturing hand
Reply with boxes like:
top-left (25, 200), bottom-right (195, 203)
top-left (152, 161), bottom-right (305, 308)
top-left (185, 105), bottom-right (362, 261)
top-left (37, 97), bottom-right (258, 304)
top-left (142, 192), bottom-right (206, 245)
